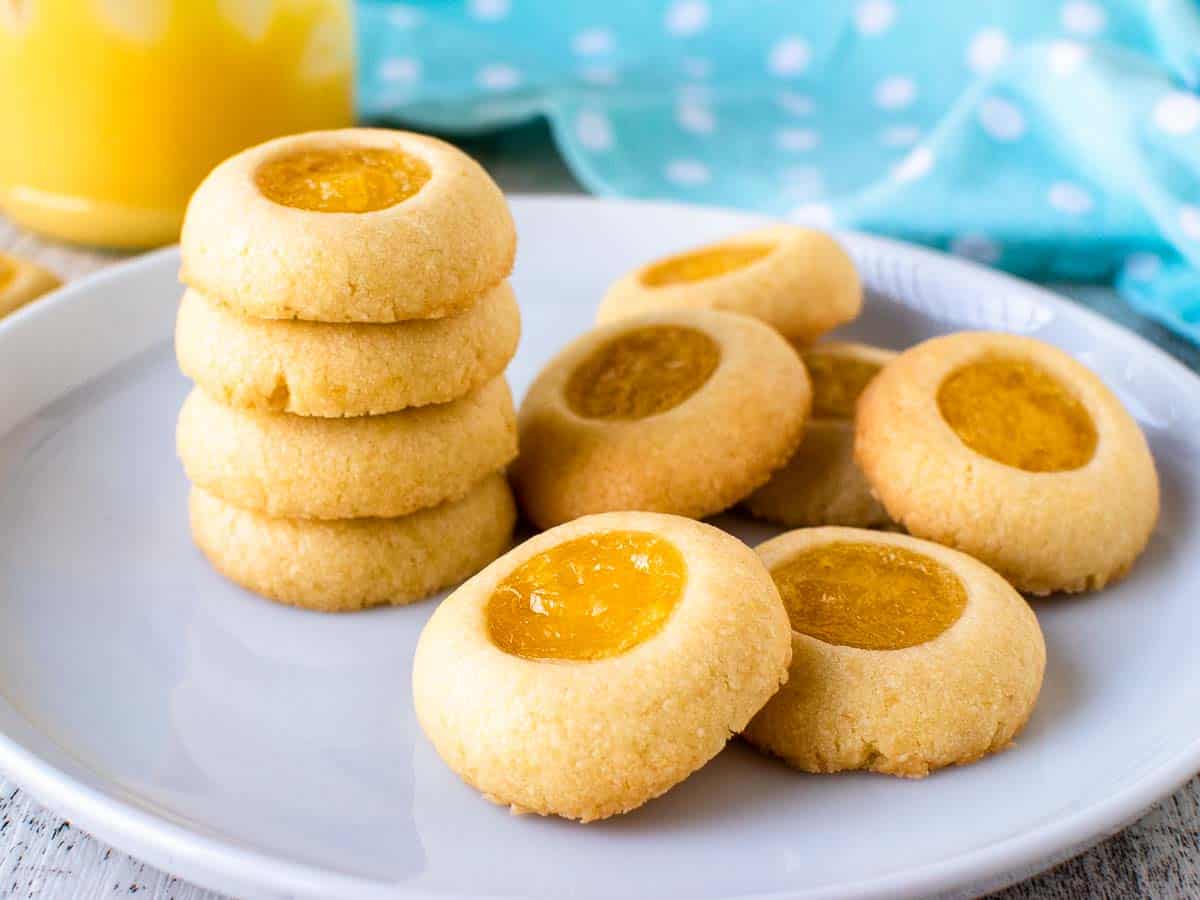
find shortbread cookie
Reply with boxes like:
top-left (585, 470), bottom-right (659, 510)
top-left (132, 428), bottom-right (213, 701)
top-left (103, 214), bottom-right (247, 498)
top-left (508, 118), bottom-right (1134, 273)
top-left (190, 474), bottom-right (516, 612)
top-left (744, 527), bottom-right (1045, 777)
top-left (0, 252), bottom-right (60, 319)
top-left (511, 308), bottom-right (811, 529)
top-left (178, 377), bottom-right (517, 519)
top-left (746, 342), bottom-right (896, 527)
top-left (181, 128), bottom-right (515, 322)
top-left (175, 282), bottom-right (520, 416)
top-left (413, 511), bottom-right (791, 821)
top-left (596, 225), bottom-right (861, 342)
top-left (856, 332), bottom-right (1160, 594)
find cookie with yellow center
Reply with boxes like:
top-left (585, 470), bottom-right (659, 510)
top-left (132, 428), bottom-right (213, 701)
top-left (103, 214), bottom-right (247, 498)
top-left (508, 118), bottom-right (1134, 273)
top-left (596, 225), bottom-right (862, 343)
top-left (190, 473), bottom-right (516, 612)
top-left (743, 526), bottom-right (1045, 777)
top-left (511, 308), bottom-right (811, 529)
top-left (181, 128), bottom-right (515, 322)
top-left (175, 282), bottom-right (520, 417)
top-left (177, 377), bottom-right (517, 520)
top-left (0, 252), bottom-right (61, 320)
top-left (413, 511), bottom-right (792, 821)
top-left (746, 341), bottom-right (896, 527)
top-left (855, 331), bottom-right (1160, 595)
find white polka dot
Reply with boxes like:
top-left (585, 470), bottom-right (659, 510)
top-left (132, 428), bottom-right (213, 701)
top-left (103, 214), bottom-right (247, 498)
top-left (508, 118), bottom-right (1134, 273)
top-left (879, 124), bottom-right (921, 147)
top-left (1048, 182), bottom-right (1094, 215)
top-left (682, 57), bottom-right (712, 79)
top-left (951, 233), bottom-right (1002, 264)
top-left (468, 0), bottom-right (509, 22)
top-left (782, 165), bottom-right (825, 199)
top-left (665, 0), bottom-right (709, 36)
top-left (676, 99), bottom-right (716, 134)
top-left (571, 27), bottom-right (614, 56)
top-left (575, 110), bottom-right (614, 152)
top-left (1061, 1), bottom-right (1107, 36)
top-left (892, 146), bottom-right (934, 183)
top-left (1048, 40), bottom-right (1088, 75)
top-left (978, 97), bottom-right (1026, 141)
top-left (665, 159), bottom-right (711, 186)
top-left (579, 65), bottom-right (619, 86)
top-left (874, 76), bottom-right (917, 110)
top-left (1125, 252), bottom-right (1163, 281)
top-left (379, 57), bottom-right (421, 84)
top-left (777, 90), bottom-right (815, 116)
top-left (385, 5), bottom-right (423, 28)
top-left (966, 28), bottom-right (1011, 74)
top-left (789, 203), bottom-right (836, 228)
top-left (768, 37), bottom-right (812, 77)
top-left (776, 128), bottom-right (821, 151)
top-left (1181, 205), bottom-right (1200, 241)
top-left (477, 63), bottom-right (521, 91)
top-left (219, 0), bottom-right (274, 41)
top-left (1153, 91), bottom-right (1200, 136)
top-left (93, 0), bottom-right (169, 43)
top-left (855, 0), bottom-right (896, 35)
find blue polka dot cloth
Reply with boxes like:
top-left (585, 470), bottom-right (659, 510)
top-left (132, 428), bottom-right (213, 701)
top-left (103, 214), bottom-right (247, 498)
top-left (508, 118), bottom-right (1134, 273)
top-left (357, 0), bottom-right (1200, 344)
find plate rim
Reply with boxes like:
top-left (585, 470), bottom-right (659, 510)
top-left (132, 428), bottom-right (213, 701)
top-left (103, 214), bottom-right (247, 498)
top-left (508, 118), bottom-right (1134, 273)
top-left (1, 193), bottom-right (1198, 900)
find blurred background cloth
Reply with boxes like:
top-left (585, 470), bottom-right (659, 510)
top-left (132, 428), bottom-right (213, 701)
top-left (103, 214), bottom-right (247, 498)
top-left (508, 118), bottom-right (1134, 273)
top-left (357, 0), bottom-right (1200, 344)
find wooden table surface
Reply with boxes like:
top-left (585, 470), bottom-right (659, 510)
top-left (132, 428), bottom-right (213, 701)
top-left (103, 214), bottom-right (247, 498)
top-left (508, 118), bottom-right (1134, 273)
top-left (2, 122), bottom-right (1198, 899)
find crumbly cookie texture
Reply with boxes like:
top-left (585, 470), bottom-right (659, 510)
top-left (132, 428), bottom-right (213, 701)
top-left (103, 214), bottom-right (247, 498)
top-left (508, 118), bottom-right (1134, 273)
top-left (596, 225), bottom-right (861, 343)
top-left (177, 377), bottom-right (517, 519)
top-left (413, 511), bottom-right (792, 822)
top-left (855, 331), bottom-right (1160, 594)
top-left (189, 474), bottom-right (516, 612)
top-left (181, 128), bottom-right (515, 322)
top-left (746, 342), bottom-right (896, 528)
top-left (743, 527), bottom-right (1046, 777)
top-left (0, 252), bottom-right (61, 319)
top-left (175, 282), bottom-right (520, 417)
top-left (512, 308), bottom-right (811, 529)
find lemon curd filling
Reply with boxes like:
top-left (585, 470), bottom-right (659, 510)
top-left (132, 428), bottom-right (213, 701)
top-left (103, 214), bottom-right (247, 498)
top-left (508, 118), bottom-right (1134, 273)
top-left (773, 541), bottom-right (967, 650)
top-left (566, 326), bottom-right (720, 420)
top-left (803, 350), bottom-right (882, 420)
top-left (255, 147), bottom-right (431, 213)
top-left (0, 255), bottom-right (14, 292)
top-left (641, 243), bottom-right (774, 287)
top-left (487, 531), bottom-right (687, 662)
top-left (937, 356), bottom-right (1098, 472)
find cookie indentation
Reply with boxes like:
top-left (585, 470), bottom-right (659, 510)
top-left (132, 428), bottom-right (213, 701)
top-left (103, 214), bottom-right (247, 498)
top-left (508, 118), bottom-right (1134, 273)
top-left (937, 356), bottom-right (1097, 472)
top-left (641, 243), bottom-right (774, 287)
top-left (255, 147), bottom-right (431, 212)
top-left (486, 530), bottom-right (685, 661)
top-left (773, 541), bottom-right (966, 650)
top-left (0, 255), bottom-right (13, 292)
top-left (565, 325), bottom-right (720, 420)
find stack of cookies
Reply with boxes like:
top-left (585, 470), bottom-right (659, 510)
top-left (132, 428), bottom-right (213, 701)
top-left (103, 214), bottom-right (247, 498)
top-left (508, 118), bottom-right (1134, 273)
top-left (174, 128), bottom-right (520, 612)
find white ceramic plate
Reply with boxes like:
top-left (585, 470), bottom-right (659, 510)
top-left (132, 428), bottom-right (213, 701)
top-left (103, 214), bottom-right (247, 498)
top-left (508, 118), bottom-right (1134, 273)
top-left (0, 196), bottom-right (1198, 900)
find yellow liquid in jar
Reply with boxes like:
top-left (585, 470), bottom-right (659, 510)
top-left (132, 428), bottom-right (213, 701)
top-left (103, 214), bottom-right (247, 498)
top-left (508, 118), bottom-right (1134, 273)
top-left (566, 325), bottom-right (720, 420)
top-left (486, 531), bottom-right (686, 662)
top-left (937, 356), bottom-right (1098, 472)
top-left (773, 541), bottom-right (967, 650)
top-left (256, 148), bottom-right (430, 212)
top-left (803, 350), bottom-right (882, 420)
top-left (642, 243), bottom-right (774, 286)
top-left (0, 0), bottom-right (354, 248)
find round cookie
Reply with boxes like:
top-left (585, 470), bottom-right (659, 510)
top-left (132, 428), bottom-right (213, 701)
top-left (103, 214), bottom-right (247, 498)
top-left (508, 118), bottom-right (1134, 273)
top-left (412, 511), bottom-right (792, 821)
top-left (743, 526), bottom-right (1045, 777)
top-left (190, 474), bottom-right (516, 612)
top-left (181, 128), bottom-right (515, 322)
top-left (0, 252), bottom-right (60, 319)
top-left (177, 377), bottom-right (517, 519)
top-left (511, 308), bottom-right (811, 529)
top-left (175, 282), bottom-right (520, 417)
top-left (745, 342), bottom-right (896, 527)
top-left (855, 331), bottom-right (1160, 594)
top-left (596, 225), bottom-right (862, 343)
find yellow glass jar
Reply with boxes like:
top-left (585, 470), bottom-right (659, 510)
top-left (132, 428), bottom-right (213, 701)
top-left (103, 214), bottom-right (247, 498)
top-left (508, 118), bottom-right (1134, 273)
top-left (0, 0), bottom-right (354, 249)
